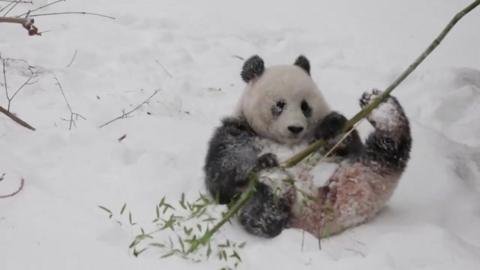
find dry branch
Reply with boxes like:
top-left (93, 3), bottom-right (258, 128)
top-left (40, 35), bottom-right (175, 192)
top-left (0, 105), bottom-right (35, 130)
top-left (99, 90), bottom-right (160, 128)
top-left (54, 76), bottom-right (85, 130)
top-left (0, 178), bottom-right (25, 199)
top-left (0, 16), bottom-right (39, 35)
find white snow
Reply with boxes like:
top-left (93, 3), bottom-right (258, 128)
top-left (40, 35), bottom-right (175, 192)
top-left (1, 0), bottom-right (480, 269)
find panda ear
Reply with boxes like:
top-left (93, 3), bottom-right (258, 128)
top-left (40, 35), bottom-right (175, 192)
top-left (241, 55), bottom-right (265, 83)
top-left (294, 55), bottom-right (310, 75)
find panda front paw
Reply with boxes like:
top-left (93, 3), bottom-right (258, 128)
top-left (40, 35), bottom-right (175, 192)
top-left (314, 111), bottom-right (347, 140)
top-left (255, 153), bottom-right (279, 171)
top-left (359, 89), bottom-right (382, 108)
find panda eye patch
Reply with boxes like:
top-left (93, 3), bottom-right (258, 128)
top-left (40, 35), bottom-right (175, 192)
top-left (271, 99), bottom-right (286, 116)
top-left (301, 100), bottom-right (312, 118)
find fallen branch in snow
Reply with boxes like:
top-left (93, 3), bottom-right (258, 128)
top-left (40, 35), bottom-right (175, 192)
top-left (54, 76), bottom-right (86, 130)
top-left (0, 178), bottom-right (25, 199)
top-left (2, 57), bottom-right (38, 112)
top-left (98, 90), bottom-right (160, 128)
top-left (0, 105), bottom-right (35, 130)
top-left (188, 0), bottom-right (480, 253)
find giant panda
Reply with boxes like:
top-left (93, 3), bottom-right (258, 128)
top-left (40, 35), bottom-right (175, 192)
top-left (204, 55), bottom-right (411, 238)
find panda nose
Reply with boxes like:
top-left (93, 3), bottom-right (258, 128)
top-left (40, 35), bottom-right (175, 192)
top-left (288, 126), bottom-right (304, 135)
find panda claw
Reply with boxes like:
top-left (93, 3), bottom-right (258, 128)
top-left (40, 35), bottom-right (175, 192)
top-left (359, 89), bottom-right (383, 108)
top-left (255, 153), bottom-right (279, 170)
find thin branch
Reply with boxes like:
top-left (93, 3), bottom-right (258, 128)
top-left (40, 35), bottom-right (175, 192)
top-left (3, 0), bottom-right (20, 16)
top-left (0, 105), bottom-right (35, 130)
top-left (30, 11), bottom-right (115, 20)
top-left (1, 57), bottom-right (38, 111)
top-left (2, 58), bottom-right (8, 106)
top-left (188, 0), bottom-right (480, 252)
top-left (16, 0), bottom-right (65, 18)
top-left (65, 49), bottom-right (77, 68)
top-left (0, 178), bottom-right (25, 199)
top-left (54, 76), bottom-right (85, 130)
top-left (155, 59), bottom-right (173, 78)
top-left (9, 73), bottom-right (35, 110)
top-left (0, 0), bottom-right (32, 3)
top-left (0, 0), bottom-right (15, 14)
top-left (99, 90), bottom-right (160, 128)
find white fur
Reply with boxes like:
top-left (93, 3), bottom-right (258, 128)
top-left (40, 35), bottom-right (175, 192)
top-left (236, 65), bottom-right (330, 145)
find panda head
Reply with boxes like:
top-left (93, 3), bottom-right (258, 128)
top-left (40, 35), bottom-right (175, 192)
top-left (236, 55), bottom-right (330, 146)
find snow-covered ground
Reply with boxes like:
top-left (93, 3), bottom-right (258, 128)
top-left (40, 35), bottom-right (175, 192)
top-left (1, 0), bottom-right (480, 269)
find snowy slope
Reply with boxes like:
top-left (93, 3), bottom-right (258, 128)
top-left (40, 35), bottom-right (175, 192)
top-left (1, 0), bottom-right (480, 269)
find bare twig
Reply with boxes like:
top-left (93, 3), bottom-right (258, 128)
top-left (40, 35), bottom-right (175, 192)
top-left (0, 105), bottom-right (36, 130)
top-left (65, 49), bottom-right (78, 68)
top-left (16, 0), bottom-right (65, 18)
top-left (99, 90), bottom-right (160, 128)
top-left (3, 0), bottom-right (20, 16)
top-left (1, 57), bottom-right (38, 111)
top-left (0, 178), bottom-right (25, 199)
top-left (155, 59), bottom-right (173, 78)
top-left (0, 0), bottom-right (32, 3)
top-left (54, 76), bottom-right (85, 130)
top-left (30, 11), bottom-right (115, 20)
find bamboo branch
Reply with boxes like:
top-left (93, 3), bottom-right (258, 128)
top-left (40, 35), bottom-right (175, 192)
top-left (189, 0), bottom-right (480, 253)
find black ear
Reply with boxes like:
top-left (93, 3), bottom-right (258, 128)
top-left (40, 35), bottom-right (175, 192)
top-left (241, 55), bottom-right (265, 82)
top-left (294, 55), bottom-right (310, 75)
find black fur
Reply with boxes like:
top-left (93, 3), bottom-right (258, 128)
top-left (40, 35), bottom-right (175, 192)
top-left (238, 182), bottom-right (291, 238)
top-left (241, 55), bottom-right (265, 82)
top-left (294, 55), bottom-right (310, 75)
top-left (204, 118), bottom-right (290, 237)
top-left (360, 93), bottom-right (412, 172)
top-left (315, 111), bottom-right (363, 157)
top-left (204, 117), bottom-right (259, 204)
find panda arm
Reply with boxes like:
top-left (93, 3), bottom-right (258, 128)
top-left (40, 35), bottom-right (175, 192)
top-left (314, 111), bottom-right (363, 158)
top-left (359, 91), bottom-right (412, 172)
top-left (204, 117), bottom-right (261, 204)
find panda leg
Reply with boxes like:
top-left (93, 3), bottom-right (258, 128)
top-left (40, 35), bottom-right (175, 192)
top-left (360, 89), bottom-right (412, 172)
top-left (238, 182), bottom-right (291, 238)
